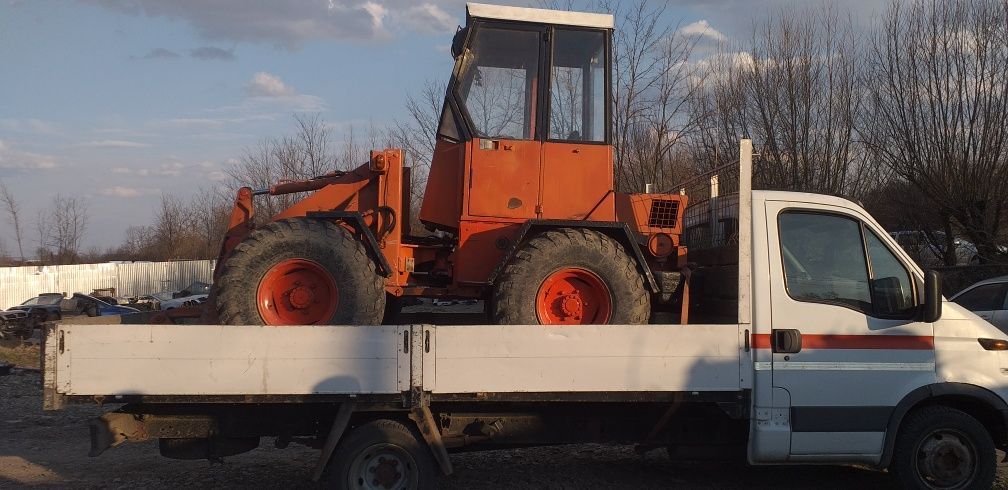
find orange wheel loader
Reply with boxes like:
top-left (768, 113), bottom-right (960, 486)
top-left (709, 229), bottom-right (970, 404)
top-left (211, 3), bottom-right (689, 326)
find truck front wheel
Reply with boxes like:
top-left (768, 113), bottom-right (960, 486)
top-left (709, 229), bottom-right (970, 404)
top-left (890, 405), bottom-right (995, 490)
top-left (322, 419), bottom-right (436, 490)
top-left (493, 228), bottom-right (649, 325)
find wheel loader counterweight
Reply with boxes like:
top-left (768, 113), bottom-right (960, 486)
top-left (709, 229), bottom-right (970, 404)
top-left (212, 3), bottom-right (688, 326)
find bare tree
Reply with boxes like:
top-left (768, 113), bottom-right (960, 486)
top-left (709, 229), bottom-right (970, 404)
top-left (388, 80), bottom-right (446, 233)
top-left (689, 7), bottom-right (878, 200)
top-left (228, 114), bottom-right (377, 222)
top-left (188, 186), bottom-right (232, 259)
top-left (35, 208), bottom-right (51, 264)
top-left (0, 179), bottom-right (25, 262)
top-left (863, 0), bottom-right (1008, 263)
top-left (601, 0), bottom-right (704, 192)
top-left (35, 195), bottom-right (89, 264)
top-left (53, 195), bottom-right (89, 264)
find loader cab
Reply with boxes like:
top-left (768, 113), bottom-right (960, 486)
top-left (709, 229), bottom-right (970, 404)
top-left (420, 3), bottom-right (616, 232)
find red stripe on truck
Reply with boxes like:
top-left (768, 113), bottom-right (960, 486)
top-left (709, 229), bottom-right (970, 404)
top-left (751, 333), bottom-right (934, 350)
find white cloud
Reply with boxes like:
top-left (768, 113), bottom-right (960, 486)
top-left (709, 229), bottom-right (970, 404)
top-left (0, 118), bottom-right (55, 134)
top-left (240, 72), bottom-right (326, 111)
top-left (361, 1), bottom-right (388, 30)
top-left (83, 139), bottom-right (150, 148)
top-left (100, 185), bottom-right (161, 197)
top-left (86, 0), bottom-right (388, 49)
top-left (0, 140), bottom-right (57, 170)
top-left (400, 3), bottom-right (456, 34)
top-left (246, 71), bottom-right (296, 97)
top-left (681, 20), bottom-right (727, 42)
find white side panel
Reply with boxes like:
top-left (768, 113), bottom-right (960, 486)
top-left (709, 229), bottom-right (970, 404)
top-left (58, 324), bottom-right (401, 395)
top-left (433, 324), bottom-right (741, 393)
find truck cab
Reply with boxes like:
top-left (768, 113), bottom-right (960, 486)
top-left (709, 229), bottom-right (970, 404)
top-left (747, 190), bottom-right (1008, 477)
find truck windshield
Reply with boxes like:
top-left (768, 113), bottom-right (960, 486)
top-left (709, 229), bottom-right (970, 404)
top-left (457, 27), bottom-right (540, 140)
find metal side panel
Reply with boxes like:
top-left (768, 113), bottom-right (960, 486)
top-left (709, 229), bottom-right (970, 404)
top-left (432, 324), bottom-right (742, 394)
top-left (56, 324), bottom-right (402, 396)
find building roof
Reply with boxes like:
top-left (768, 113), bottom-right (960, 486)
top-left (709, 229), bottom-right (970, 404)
top-left (466, 3), bottom-right (614, 29)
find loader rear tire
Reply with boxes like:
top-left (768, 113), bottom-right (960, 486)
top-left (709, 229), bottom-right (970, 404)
top-left (492, 228), bottom-right (650, 325)
top-left (216, 218), bottom-right (384, 326)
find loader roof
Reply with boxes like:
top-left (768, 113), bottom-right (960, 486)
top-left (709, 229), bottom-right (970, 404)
top-left (466, 2), bottom-right (614, 29)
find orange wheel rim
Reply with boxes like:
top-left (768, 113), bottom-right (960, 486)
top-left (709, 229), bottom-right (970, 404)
top-left (535, 267), bottom-right (612, 325)
top-left (257, 259), bottom-right (338, 325)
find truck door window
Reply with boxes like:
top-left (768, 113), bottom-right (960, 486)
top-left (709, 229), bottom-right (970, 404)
top-left (779, 212), bottom-right (871, 312)
top-left (780, 211), bottom-right (920, 317)
top-left (865, 230), bottom-right (916, 317)
top-left (549, 29), bottom-right (605, 142)
top-left (457, 27), bottom-right (540, 140)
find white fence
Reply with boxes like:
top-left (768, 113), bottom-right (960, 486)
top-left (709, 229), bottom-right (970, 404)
top-left (0, 260), bottom-right (215, 310)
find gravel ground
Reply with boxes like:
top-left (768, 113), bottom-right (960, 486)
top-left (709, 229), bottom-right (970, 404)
top-left (3, 369), bottom-right (1008, 489)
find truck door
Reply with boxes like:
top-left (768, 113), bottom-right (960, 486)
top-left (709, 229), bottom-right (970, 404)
top-left (763, 200), bottom-right (936, 459)
top-left (458, 24), bottom-right (545, 219)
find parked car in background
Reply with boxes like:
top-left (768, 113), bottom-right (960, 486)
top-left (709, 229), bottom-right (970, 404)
top-left (69, 293), bottom-right (139, 317)
top-left (8, 293), bottom-right (64, 323)
top-left (129, 282), bottom-right (212, 311)
top-left (950, 275), bottom-right (1008, 333)
top-left (0, 310), bottom-right (31, 340)
top-left (148, 291), bottom-right (208, 310)
top-left (889, 230), bottom-right (979, 267)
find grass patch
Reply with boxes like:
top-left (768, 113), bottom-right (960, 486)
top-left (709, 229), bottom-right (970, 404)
top-left (0, 343), bottom-right (40, 369)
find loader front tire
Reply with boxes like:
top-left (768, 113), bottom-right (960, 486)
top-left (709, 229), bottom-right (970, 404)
top-left (493, 228), bottom-right (649, 325)
top-left (216, 218), bottom-right (385, 326)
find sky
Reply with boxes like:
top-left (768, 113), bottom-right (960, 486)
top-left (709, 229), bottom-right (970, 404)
top-left (0, 0), bottom-right (881, 253)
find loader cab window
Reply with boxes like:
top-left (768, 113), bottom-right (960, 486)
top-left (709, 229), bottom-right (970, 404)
top-left (779, 211), bottom-right (916, 318)
top-left (457, 26), bottom-right (541, 140)
top-left (549, 29), bottom-right (606, 142)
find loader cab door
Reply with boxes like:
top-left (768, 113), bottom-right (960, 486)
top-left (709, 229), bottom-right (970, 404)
top-left (542, 28), bottom-right (614, 220)
top-left (457, 23), bottom-right (545, 220)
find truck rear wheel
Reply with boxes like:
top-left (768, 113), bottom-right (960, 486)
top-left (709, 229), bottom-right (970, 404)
top-left (322, 419), bottom-right (436, 490)
top-left (493, 228), bottom-right (649, 325)
top-left (216, 218), bottom-right (384, 325)
top-left (889, 405), bottom-right (995, 490)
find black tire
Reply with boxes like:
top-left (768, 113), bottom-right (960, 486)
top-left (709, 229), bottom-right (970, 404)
top-left (383, 294), bottom-right (403, 325)
top-left (890, 405), bottom-right (995, 490)
top-left (86, 305), bottom-right (97, 317)
top-left (492, 228), bottom-right (649, 324)
top-left (216, 218), bottom-right (385, 325)
top-left (321, 419), bottom-right (436, 490)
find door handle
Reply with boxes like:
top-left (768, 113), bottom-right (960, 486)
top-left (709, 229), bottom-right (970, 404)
top-left (771, 329), bottom-right (802, 354)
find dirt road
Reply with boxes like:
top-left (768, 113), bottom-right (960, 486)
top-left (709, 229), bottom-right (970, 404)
top-left (3, 368), bottom-right (1008, 489)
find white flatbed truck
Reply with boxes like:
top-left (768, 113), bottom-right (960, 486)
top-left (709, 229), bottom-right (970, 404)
top-left (43, 142), bottom-right (1008, 489)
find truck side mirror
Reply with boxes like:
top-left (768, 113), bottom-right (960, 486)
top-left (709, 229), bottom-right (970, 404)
top-left (922, 270), bottom-right (942, 323)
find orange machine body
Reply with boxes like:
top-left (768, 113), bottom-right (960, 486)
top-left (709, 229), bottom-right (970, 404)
top-left (216, 7), bottom-right (689, 302)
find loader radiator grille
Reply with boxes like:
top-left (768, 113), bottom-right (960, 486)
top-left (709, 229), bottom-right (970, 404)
top-left (648, 199), bottom-right (680, 228)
